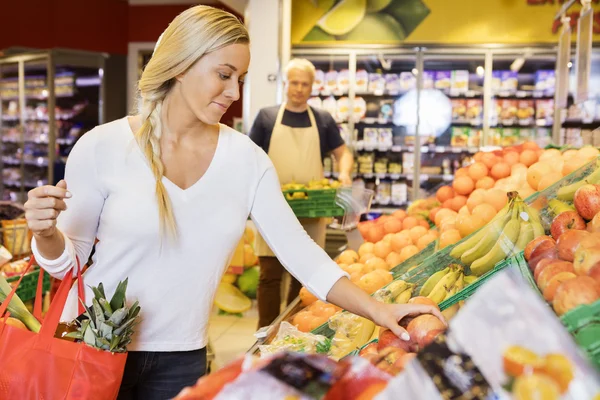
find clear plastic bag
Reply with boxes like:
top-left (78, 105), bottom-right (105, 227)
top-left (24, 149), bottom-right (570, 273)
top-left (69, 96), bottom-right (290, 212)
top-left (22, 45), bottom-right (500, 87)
top-left (258, 321), bottom-right (332, 358)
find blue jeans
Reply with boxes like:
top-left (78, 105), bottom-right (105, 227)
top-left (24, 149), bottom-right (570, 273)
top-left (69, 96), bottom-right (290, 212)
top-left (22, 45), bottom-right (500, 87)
top-left (117, 348), bottom-right (207, 400)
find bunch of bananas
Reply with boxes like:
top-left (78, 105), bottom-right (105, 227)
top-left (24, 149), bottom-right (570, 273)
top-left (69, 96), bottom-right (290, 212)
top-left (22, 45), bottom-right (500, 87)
top-left (419, 264), bottom-right (477, 304)
top-left (373, 280), bottom-right (415, 304)
top-left (556, 159), bottom-right (600, 201)
top-left (450, 192), bottom-right (545, 276)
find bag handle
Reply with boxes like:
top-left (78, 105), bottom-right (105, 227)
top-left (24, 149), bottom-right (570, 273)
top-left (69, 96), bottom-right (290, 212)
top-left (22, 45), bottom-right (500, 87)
top-left (0, 257), bottom-right (37, 318)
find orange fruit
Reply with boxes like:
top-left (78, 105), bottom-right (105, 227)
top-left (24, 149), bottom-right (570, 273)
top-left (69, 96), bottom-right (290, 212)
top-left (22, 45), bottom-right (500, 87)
top-left (383, 218), bottom-right (403, 234)
top-left (537, 172), bottom-right (563, 191)
top-left (418, 218), bottom-right (430, 229)
top-left (476, 176), bottom-right (495, 190)
top-left (365, 257), bottom-right (389, 271)
top-left (456, 214), bottom-right (486, 238)
top-left (416, 233), bottom-right (436, 250)
top-left (408, 226), bottom-right (428, 242)
top-left (373, 241), bottom-right (392, 259)
top-left (513, 373), bottom-right (560, 400)
top-left (503, 345), bottom-right (545, 377)
top-left (391, 232), bottom-right (412, 252)
top-left (455, 167), bottom-right (469, 177)
top-left (527, 162), bottom-right (551, 191)
top-left (484, 189), bottom-right (508, 212)
top-left (468, 162), bottom-right (489, 181)
top-left (392, 209), bottom-right (407, 220)
top-left (345, 263), bottom-right (364, 275)
top-left (358, 242), bottom-right (375, 257)
top-left (490, 162), bottom-right (511, 180)
top-left (503, 151), bottom-right (520, 166)
top-left (453, 176), bottom-right (475, 196)
top-left (292, 311), bottom-right (314, 332)
top-left (541, 353), bottom-right (574, 394)
top-left (436, 186), bottom-right (455, 203)
top-left (482, 152), bottom-right (498, 168)
top-left (519, 149), bottom-right (538, 167)
top-left (434, 209), bottom-right (457, 227)
top-left (472, 203), bottom-right (497, 224)
top-left (474, 152), bottom-right (484, 162)
top-left (359, 253), bottom-right (376, 264)
top-left (449, 195), bottom-right (467, 212)
top-left (439, 229), bottom-right (461, 249)
top-left (382, 233), bottom-right (395, 244)
top-left (385, 252), bottom-right (403, 268)
top-left (466, 190), bottom-right (485, 212)
top-left (399, 245), bottom-right (419, 262)
top-left (299, 287), bottom-right (318, 307)
top-left (366, 225), bottom-right (385, 243)
top-left (402, 216), bottom-right (419, 230)
top-left (522, 141), bottom-right (540, 151)
top-left (308, 315), bottom-right (328, 331)
top-left (337, 250), bottom-right (359, 265)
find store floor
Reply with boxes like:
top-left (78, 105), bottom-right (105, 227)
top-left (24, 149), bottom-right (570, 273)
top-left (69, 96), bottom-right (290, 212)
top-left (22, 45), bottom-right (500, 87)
top-left (208, 303), bottom-right (259, 371)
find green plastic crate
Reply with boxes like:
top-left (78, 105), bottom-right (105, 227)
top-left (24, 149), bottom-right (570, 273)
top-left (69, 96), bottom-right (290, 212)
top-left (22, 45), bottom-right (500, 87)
top-left (438, 251), bottom-right (526, 311)
top-left (6, 268), bottom-right (51, 301)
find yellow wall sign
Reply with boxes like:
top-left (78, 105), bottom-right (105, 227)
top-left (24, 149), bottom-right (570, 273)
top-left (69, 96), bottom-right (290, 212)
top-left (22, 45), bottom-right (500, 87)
top-left (292, 0), bottom-right (600, 45)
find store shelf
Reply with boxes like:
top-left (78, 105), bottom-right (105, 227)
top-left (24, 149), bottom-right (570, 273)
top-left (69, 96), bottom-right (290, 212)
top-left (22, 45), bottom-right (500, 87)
top-left (562, 119), bottom-right (600, 129)
top-left (356, 145), bottom-right (479, 154)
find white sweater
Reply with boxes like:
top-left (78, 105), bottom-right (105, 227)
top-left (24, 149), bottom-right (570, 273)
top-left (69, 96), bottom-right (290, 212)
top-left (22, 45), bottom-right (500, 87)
top-left (31, 117), bottom-right (347, 352)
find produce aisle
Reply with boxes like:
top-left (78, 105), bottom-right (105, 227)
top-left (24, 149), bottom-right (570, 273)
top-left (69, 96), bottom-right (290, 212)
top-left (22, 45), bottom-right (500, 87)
top-left (181, 143), bottom-right (600, 399)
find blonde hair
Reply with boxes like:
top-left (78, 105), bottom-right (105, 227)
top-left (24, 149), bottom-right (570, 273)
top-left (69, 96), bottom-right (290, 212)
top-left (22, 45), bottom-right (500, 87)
top-left (136, 6), bottom-right (249, 238)
top-left (285, 58), bottom-right (316, 81)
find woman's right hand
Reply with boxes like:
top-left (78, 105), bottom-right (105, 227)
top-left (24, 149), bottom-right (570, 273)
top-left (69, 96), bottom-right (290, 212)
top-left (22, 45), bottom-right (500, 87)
top-left (24, 180), bottom-right (71, 238)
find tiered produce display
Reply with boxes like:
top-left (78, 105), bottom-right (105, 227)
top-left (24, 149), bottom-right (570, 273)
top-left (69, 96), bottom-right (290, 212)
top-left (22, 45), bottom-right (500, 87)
top-left (227, 143), bottom-right (600, 399)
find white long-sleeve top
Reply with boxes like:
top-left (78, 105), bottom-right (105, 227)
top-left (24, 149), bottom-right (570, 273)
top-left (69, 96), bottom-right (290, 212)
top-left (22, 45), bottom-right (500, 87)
top-left (31, 117), bottom-right (347, 352)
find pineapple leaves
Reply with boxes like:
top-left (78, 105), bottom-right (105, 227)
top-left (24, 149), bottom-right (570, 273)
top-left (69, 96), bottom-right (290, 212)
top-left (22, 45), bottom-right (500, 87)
top-left (109, 278), bottom-right (128, 311)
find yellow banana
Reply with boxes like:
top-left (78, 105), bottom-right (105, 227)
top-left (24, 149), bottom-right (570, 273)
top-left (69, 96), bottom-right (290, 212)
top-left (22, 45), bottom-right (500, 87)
top-left (394, 287), bottom-right (413, 304)
top-left (419, 267), bottom-right (450, 296)
top-left (548, 199), bottom-right (575, 216)
top-left (556, 159), bottom-right (600, 201)
top-left (441, 303), bottom-right (460, 320)
top-left (443, 273), bottom-right (464, 302)
top-left (460, 204), bottom-right (515, 265)
top-left (511, 219), bottom-right (534, 256)
top-left (374, 280), bottom-right (412, 303)
top-left (470, 218), bottom-right (521, 276)
top-left (427, 267), bottom-right (463, 304)
top-left (450, 200), bottom-right (513, 260)
top-left (463, 275), bottom-right (478, 285)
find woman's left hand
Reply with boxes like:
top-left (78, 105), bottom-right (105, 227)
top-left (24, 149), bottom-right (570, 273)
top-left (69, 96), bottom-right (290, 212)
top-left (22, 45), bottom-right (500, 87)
top-left (369, 302), bottom-right (448, 341)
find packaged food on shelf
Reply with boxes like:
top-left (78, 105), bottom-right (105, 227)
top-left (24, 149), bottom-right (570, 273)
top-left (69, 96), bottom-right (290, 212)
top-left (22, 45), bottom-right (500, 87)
top-left (355, 70), bottom-right (368, 93)
top-left (535, 70), bottom-right (556, 95)
top-left (501, 128), bottom-right (520, 146)
top-left (378, 128), bottom-right (393, 150)
top-left (336, 97), bottom-right (350, 122)
top-left (500, 99), bottom-right (518, 125)
top-left (467, 128), bottom-right (482, 147)
top-left (450, 70), bottom-right (469, 95)
top-left (517, 99), bottom-right (535, 125)
top-left (336, 70), bottom-right (350, 95)
top-left (391, 182), bottom-right (408, 206)
top-left (352, 97), bottom-right (366, 121)
top-left (500, 70), bottom-right (518, 94)
top-left (374, 158), bottom-right (388, 175)
top-left (313, 69), bottom-right (325, 95)
top-left (422, 71), bottom-right (434, 90)
top-left (324, 71), bottom-right (337, 95)
top-left (434, 71), bottom-right (451, 92)
top-left (358, 153), bottom-right (375, 174)
top-left (322, 96), bottom-right (337, 119)
top-left (363, 128), bottom-right (378, 151)
top-left (307, 97), bottom-right (322, 109)
top-left (465, 99), bottom-right (482, 124)
top-left (451, 127), bottom-right (468, 147)
top-left (368, 72), bottom-right (385, 94)
top-left (375, 181), bottom-right (392, 205)
top-left (379, 99), bottom-right (394, 122)
top-left (535, 99), bottom-right (554, 125)
top-left (451, 99), bottom-right (466, 122)
top-left (399, 72), bottom-right (415, 92)
top-left (384, 73), bottom-right (401, 94)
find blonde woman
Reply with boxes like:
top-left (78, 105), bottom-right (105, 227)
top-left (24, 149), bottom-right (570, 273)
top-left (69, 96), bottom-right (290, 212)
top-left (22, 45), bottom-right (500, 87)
top-left (24, 5), bottom-right (444, 399)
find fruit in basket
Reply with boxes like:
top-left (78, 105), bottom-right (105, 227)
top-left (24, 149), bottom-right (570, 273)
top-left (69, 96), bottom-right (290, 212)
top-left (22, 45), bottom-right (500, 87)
top-left (398, 245), bottom-right (419, 262)
top-left (536, 261), bottom-right (575, 291)
top-left (419, 267), bottom-right (450, 297)
top-left (439, 229), bottom-right (461, 249)
top-left (427, 266), bottom-right (463, 304)
top-left (373, 241), bottom-right (392, 259)
top-left (550, 211), bottom-right (586, 240)
top-left (588, 211), bottom-right (600, 232)
top-left (543, 272), bottom-right (577, 302)
top-left (406, 315), bottom-right (446, 351)
top-left (378, 328), bottom-right (412, 353)
top-left (556, 230), bottom-right (590, 262)
top-left (553, 276), bottom-right (600, 316)
top-left (574, 184), bottom-right (600, 220)
top-left (529, 245), bottom-right (559, 273)
top-left (513, 373), bottom-right (561, 400)
top-left (299, 287), bottom-right (318, 307)
top-left (0, 274), bottom-right (41, 332)
top-left (292, 311), bottom-right (313, 332)
top-left (502, 345), bottom-right (545, 377)
top-left (557, 161), bottom-right (600, 201)
top-left (385, 252), bottom-right (402, 269)
top-left (524, 236), bottom-right (555, 261)
top-left (65, 279), bottom-right (140, 352)
top-left (1, 317), bottom-right (27, 330)
top-left (436, 186), bottom-right (455, 203)
top-left (365, 257), bottom-right (389, 271)
top-left (416, 233), bottom-right (436, 250)
top-left (358, 242), bottom-right (375, 257)
top-left (338, 249), bottom-right (359, 264)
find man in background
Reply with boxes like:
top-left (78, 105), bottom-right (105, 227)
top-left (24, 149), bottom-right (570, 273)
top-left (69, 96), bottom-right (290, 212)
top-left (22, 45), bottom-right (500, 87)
top-left (250, 58), bottom-right (354, 328)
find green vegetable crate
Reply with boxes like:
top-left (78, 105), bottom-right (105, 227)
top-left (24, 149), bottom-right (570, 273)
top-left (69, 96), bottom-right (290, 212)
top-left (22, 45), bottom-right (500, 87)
top-left (6, 268), bottom-right (51, 302)
top-left (561, 300), bottom-right (600, 370)
top-left (283, 188), bottom-right (344, 218)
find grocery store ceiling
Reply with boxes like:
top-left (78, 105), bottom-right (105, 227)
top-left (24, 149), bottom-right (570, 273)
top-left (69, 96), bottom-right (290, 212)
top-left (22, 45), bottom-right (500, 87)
top-left (127, 0), bottom-right (247, 14)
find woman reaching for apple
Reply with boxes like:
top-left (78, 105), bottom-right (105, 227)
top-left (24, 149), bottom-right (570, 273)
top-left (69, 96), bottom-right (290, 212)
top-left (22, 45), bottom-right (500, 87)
top-left (23, 6), bottom-right (444, 399)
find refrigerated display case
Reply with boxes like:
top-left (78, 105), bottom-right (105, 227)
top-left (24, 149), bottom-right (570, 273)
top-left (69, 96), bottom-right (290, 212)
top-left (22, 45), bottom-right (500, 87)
top-left (0, 49), bottom-right (106, 202)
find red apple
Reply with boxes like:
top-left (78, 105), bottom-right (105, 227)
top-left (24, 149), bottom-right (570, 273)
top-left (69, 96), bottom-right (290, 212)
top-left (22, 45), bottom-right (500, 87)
top-left (588, 264), bottom-right (600, 286)
top-left (537, 261), bottom-right (575, 291)
top-left (588, 212), bottom-right (600, 233)
top-left (553, 276), bottom-right (600, 316)
top-left (406, 315), bottom-right (446, 352)
top-left (534, 258), bottom-right (562, 281)
top-left (574, 184), bottom-right (600, 220)
top-left (574, 246), bottom-right (600, 276)
top-left (378, 328), bottom-right (412, 353)
top-left (359, 342), bottom-right (379, 357)
top-left (408, 296), bottom-right (439, 309)
top-left (529, 245), bottom-right (559, 272)
top-left (551, 211), bottom-right (587, 240)
top-left (525, 236), bottom-right (555, 261)
top-left (394, 353), bottom-right (417, 370)
top-left (557, 230), bottom-right (590, 262)
top-left (418, 329), bottom-right (444, 349)
top-left (543, 272), bottom-right (577, 302)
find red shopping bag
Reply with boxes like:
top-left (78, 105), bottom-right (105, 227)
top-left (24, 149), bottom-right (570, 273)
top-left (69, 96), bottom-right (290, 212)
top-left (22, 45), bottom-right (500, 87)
top-left (0, 257), bottom-right (127, 400)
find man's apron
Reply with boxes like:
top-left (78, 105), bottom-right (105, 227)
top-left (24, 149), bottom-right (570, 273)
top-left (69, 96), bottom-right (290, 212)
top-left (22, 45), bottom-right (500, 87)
top-left (255, 104), bottom-right (327, 257)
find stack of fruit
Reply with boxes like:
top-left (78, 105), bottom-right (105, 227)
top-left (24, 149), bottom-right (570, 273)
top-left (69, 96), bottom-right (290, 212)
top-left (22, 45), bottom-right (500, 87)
top-left (292, 297), bottom-right (342, 333)
top-left (502, 345), bottom-right (575, 398)
top-left (524, 176), bottom-right (600, 316)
